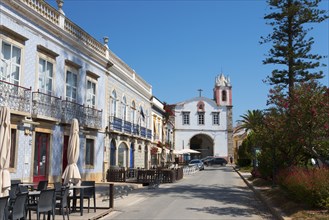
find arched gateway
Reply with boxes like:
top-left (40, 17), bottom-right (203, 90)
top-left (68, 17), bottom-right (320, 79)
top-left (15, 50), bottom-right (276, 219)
top-left (190, 134), bottom-right (214, 159)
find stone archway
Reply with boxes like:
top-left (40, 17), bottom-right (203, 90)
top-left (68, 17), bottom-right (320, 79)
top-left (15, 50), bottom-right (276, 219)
top-left (118, 142), bottom-right (128, 167)
top-left (190, 134), bottom-right (214, 159)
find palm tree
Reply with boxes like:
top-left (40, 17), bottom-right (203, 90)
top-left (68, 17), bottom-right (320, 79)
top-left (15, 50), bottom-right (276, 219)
top-left (235, 110), bottom-right (264, 133)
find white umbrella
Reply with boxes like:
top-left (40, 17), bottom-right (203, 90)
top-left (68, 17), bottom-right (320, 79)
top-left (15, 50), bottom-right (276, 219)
top-left (174, 148), bottom-right (201, 154)
top-left (0, 106), bottom-right (11, 197)
top-left (62, 118), bottom-right (81, 185)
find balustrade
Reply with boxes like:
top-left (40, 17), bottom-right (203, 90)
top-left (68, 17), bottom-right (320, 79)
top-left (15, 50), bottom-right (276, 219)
top-left (32, 91), bottom-right (61, 120)
top-left (109, 116), bottom-right (122, 132)
top-left (147, 129), bottom-right (152, 139)
top-left (0, 80), bottom-right (31, 113)
top-left (133, 124), bottom-right (140, 135)
top-left (21, 0), bottom-right (60, 24)
top-left (123, 120), bottom-right (132, 134)
top-left (140, 127), bottom-right (146, 138)
top-left (17, 0), bottom-right (106, 58)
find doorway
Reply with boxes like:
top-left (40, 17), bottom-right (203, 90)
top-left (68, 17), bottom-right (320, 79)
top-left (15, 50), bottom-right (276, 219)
top-left (62, 135), bottom-right (69, 172)
top-left (33, 132), bottom-right (50, 183)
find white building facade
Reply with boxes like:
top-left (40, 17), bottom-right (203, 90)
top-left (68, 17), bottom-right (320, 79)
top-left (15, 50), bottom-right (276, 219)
top-left (173, 74), bottom-right (233, 160)
top-left (0, 0), bottom-right (157, 183)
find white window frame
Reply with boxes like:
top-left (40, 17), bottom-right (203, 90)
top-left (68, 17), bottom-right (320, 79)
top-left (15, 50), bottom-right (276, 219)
top-left (182, 112), bottom-right (190, 125)
top-left (122, 96), bottom-right (127, 121)
top-left (38, 54), bottom-right (54, 95)
top-left (131, 101), bottom-right (136, 124)
top-left (0, 39), bottom-right (22, 85)
top-left (212, 112), bottom-right (220, 125)
top-left (86, 77), bottom-right (97, 108)
top-left (65, 66), bottom-right (78, 102)
top-left (198, 112), bottom-right (205, 125)
top-left (111, 90), bottom-right (117, 117)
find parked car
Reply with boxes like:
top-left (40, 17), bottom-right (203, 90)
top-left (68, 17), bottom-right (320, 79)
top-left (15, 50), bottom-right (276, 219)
top-left (188, 159), bottom-right (205, 170)
top-left (208, 157), bottom-right (227, 166)
top-left (201, 156), bottom-right (214, 166)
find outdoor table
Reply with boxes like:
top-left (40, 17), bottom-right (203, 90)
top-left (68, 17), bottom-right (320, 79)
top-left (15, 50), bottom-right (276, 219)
top-left (70, 185), bottom-right (93, 216)
top-left (19, 183), bottom-right (35, 190)
top-left (28, 191), bottom-right (40, 196)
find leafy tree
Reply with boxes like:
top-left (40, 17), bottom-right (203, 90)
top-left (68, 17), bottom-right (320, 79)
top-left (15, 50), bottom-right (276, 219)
top-left (262, 81), bottom-right (329, 170)
top-left (261, 0), bottom-right (328, 95)
top-left (236, 110), bottom-right (264, 133)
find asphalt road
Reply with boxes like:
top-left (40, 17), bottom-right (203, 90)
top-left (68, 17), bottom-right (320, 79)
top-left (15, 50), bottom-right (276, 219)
top-left (102, 166), bottom-right (274, 220)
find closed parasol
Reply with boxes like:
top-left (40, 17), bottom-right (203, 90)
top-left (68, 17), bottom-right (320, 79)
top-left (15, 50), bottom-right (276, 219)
top-left (0, 106), bottom-right (11, 196)
top-left (62, 118), bottom-right (81, 185)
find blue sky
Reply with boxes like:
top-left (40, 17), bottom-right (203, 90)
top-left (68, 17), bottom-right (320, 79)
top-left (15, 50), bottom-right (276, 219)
top-left (48, 0), bottom-right (329, 125)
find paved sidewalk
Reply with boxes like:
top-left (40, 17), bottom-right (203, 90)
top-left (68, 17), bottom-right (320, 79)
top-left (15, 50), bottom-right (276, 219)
top-left (27, 182), bottom-right (144, 220)
top-left (234, 167), bottom-right (289, 220)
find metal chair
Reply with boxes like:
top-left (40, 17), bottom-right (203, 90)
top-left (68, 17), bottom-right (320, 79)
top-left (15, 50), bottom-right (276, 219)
top-left (8, 192), bottom-right (28, 220)
top-left (55, 186), bottom-right (70, 220)
top-left (27, 189), bottom-right (55, 220)
top-left (0, 196), bottom-right (9, 220)
top-left (81, 181), bottom-right (96, 213)
top-left (36, 180), bottom-right (48, 191)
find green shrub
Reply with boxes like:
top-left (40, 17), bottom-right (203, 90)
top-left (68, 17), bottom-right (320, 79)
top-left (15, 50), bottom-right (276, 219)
top-left (277, 167), bottom-right (329, 209)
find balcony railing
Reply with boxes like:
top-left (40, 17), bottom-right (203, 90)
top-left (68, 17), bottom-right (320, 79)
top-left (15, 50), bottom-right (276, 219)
top-left (147, 129), bottom-right (152, 139)
top-left (32, 90), bottom-right (61, 120)
top-left (61, 99), bottom-right (84, 124)
top-left (108, 117), bottom-right (152, 140)
top-left (123, 121), bottom-right (132, 134)
top-left (133, 124), bottom-right (140, 135)
top-left (109, 116), bottom-right (122, 132)
top-left (0, 80), bottom-right (31, 114)
top-left (84, 106), bottom-right (102, 129)
top-left (141, 127), bottom-right (146, 138)
top-left (62, 100), bottom-right (102, 129)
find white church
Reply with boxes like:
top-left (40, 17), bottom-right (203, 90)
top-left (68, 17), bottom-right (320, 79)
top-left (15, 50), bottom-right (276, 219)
top-left (173, 74), bottom-right (233, 160)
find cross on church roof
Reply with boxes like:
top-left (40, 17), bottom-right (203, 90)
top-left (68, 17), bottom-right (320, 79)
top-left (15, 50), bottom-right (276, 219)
top-left (198, 89), bottom-right (203, 97)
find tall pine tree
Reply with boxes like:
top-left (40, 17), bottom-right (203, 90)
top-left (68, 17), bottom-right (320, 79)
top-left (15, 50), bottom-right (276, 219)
top-left (261, 0), bottom-right (328, 95)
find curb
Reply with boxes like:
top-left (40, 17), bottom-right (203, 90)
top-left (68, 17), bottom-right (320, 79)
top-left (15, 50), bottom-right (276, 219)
top-left (234, 167), bottom-right (286, 220)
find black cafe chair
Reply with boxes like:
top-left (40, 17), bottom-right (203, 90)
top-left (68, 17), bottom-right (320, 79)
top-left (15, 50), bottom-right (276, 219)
top-left (0, 196), bottom-right (9, 220)
top-left (55, 186), bottom-right (70, 220)
top-left (36, 180), bottom-right (48, 191)
top-left (81, 181), bottom-right (96, 213)
top-left (54, 182), bottom-right (64, 199)
top-left (8, 192), bottom-right (28, 220)
top-left (27, 189), bottom-right (55, 220)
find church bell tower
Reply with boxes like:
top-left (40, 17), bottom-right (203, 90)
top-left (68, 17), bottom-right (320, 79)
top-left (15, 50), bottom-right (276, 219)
top-left (213, 73), bottom-right (233, 158)
top-left (213, 73), bottom-right (232, 106)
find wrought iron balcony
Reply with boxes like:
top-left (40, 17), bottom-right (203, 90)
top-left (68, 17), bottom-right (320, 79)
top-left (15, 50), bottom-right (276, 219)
top-left (83, 106), bottom-right (102, 129)
top-left (61, 99), bottom-right (84, 124)
top-left (147, 129), bottom-right (152, 140)
top-left (109, 116), bottom-right (122, 132)
top-left (133, 124), bottom-right (140, 135)
top-left (32, 90), bottom-right (61, 120)
top-left (62, 100), bottom-right (102, 129)
top-left (123, 120), bottom-right (132, 134)
top-left (140, 127), bottom-right (146, 138)
top-left (0, 79), bottom-right (31, 114)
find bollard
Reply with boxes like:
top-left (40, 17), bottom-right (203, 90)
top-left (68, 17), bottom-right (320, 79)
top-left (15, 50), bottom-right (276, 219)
top-left (110, 183), bottom-right (114, 208)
